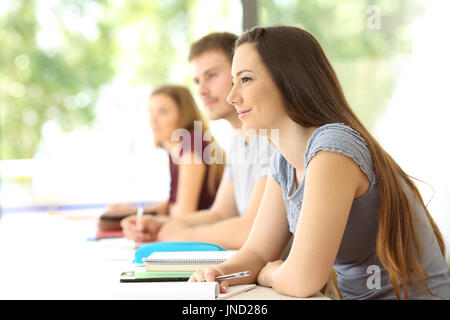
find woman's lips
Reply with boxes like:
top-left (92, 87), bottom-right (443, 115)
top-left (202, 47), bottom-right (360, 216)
top-left (238, 109), bottom-right (252, 119)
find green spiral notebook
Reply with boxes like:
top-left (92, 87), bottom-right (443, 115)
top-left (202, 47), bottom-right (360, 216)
top-left (120, 266), bottom-right (194, 282)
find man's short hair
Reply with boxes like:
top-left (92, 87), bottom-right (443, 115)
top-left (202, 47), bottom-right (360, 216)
top-left (188, 32), bottom-right (238, 63)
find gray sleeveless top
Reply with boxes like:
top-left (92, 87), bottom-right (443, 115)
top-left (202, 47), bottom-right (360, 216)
top-left (271, 123), bottom-right (450, 299)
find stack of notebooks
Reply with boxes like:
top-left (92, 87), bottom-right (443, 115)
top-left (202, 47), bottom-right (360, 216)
top-left (119, 250), bottom-right (257, 299)
top-left (120, 250), bottom-right (237, 283)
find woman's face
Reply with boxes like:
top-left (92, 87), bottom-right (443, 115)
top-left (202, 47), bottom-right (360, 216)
top-left (226, 43), bottom-right (286, 132)
top-left (148, 93), bottom-right (180, 146)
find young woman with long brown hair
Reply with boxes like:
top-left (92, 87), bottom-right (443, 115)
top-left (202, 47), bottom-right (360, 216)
top-left (189, 26), bottom-right (450, 299)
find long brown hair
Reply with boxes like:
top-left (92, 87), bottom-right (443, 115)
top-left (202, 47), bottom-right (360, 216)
top-left (236, 26), bottom-right (446, 299)
top-left (151, 85), bottom-right (225, 197)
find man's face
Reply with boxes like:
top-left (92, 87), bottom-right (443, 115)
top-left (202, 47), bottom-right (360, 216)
top-left (190, 49), bottom-right (235, 121)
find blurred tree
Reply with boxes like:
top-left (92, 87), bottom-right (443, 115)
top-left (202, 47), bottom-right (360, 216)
top-left (104, 0), bottom-right (238, 87)
top-left (0, 0), bottom-right (234, 160)
top-left (259, 0), bottom-right (424, 128)
top-left (102, 0), bottom-right (191, 87)
top-left (0, 0), bottom-right (116, 159)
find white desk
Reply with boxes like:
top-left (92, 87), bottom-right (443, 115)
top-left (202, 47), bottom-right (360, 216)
top-left (227, 285), bottom-right (329, 300)
top-left (0, 211), bottom-right (329, 300)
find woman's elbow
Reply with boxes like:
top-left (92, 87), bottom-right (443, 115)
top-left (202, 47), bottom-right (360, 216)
top-left (272, 273), bottom-right (327, 298)
top-left (292, 286), bottom-right (322, 299)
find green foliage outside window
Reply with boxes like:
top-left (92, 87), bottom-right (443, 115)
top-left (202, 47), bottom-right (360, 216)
top-left (0, 0), bottom-right (422, 160)
top-left (260, 0), bottom-right (423, 128)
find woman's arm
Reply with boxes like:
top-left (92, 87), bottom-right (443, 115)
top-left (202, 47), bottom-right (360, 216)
top-left (189, 175), bottom-right (291, 287)
top-left (262, 150), bottom-right (370, 298)
top-left (170, 151), bottom-right (207, 217)
top-left (145, 201), bottom-right (168, 216)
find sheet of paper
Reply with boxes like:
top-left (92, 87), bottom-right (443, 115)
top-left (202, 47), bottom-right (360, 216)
top-left (217, 284), bottom-right (257, 300)
top-left (113, 281), bottom-right (220, 300)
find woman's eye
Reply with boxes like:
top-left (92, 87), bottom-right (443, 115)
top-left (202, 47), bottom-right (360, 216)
top-left (242, 77), bottom-right (252, 83)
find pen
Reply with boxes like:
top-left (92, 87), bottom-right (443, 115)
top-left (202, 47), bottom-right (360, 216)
top-left (136, 202), bottom-right (144, 227)
top-left (215, 271), bottom-right (251, 281)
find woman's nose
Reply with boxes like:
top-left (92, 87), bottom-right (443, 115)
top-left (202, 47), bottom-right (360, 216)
top-left (226, 86), bottom-right (240, 105)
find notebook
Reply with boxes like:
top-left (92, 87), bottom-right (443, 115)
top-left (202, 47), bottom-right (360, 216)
top-left (120, 266), bottom-right (194, 282)
top-left (134, 241), bottom-right (226, 264)
top-left (116, 281), bottom-right (256, 300)
top-left (142, 250), bottom-right (237, 272)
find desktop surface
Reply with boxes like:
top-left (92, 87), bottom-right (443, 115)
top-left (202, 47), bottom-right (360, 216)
top-left (0, 210), bottom-right (328, 300)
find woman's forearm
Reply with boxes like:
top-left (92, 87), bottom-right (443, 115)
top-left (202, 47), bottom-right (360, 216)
top-left (215, 247), bottom-right (267, 286)
top-left (144, 201), bottom-right (168, 216)
top-left (176, 209), bottom-right (224, 227)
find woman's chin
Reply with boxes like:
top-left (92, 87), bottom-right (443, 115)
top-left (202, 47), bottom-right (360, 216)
top-left (242, 121), bottom-right (267, 135)
top-left (241, 120), bottom-right (255, 132)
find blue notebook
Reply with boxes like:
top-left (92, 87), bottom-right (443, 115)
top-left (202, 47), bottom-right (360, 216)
top-left (133, 241), bottom-right (226, 264)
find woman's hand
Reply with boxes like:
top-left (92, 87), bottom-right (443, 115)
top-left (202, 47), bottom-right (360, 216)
top-left (120, 215), bottom-right (165, 242)
top-left (256, 260), bottom-right (283, 287)
top-left (188, 267), bottom-right (229, 293)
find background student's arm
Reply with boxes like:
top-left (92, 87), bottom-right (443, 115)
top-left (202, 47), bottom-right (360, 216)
top-left (121, 177), bottom-right (235, 242)
top-left (189, 175), bottom-right (290, 288)
top-left (106, 201), bottom-right (168, 216)
top-left (170, 151), bottom-right (207, 217)
top-left (158, 177), bottom-right (268, 249)
top-left (121, 209), bottom-right (169, 242)
top-left (260, 151), bottom-right (367, 298)
top-left (175, 178), bottom-right (240, 226)
top-left (121, 151), bottom-right (207, 241)
top-left (145, 201), bottom-right (168, 216)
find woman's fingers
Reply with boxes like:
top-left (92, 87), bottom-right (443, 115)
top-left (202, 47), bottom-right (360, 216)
top-left (188, 268), bottom-right (228, 292)
top-left (219, 280), bottom-right (229, 293)
top-left (120, 216), bottom-right (136, 239)
top-left (188, 268), bottom-right (219, 282)
top-left (188, 269), bottom-right (206, 282)
top-left (204, 268), bottom-right (217, 282)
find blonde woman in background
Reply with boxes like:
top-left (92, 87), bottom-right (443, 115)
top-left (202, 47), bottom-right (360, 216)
top-left (102, 85), bottom-right (225, 229)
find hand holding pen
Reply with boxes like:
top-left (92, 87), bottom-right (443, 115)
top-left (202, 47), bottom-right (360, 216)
top-left (215, 271), bottom-right (251, 281)
top-left (135, 202), bottom-right (144, 236)
top-left (188, 268), bottom-right (251, 293)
